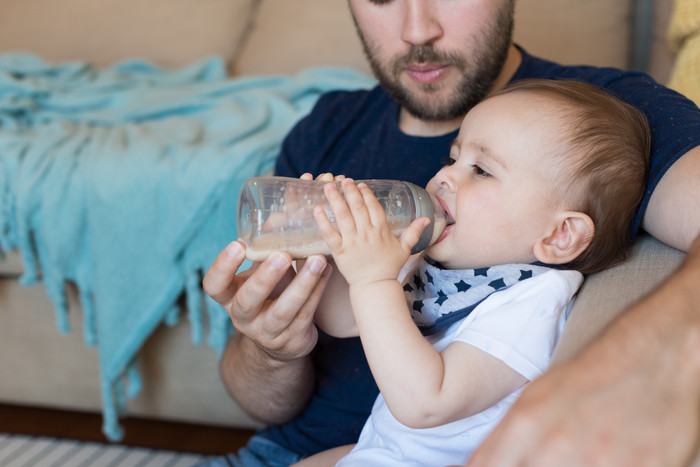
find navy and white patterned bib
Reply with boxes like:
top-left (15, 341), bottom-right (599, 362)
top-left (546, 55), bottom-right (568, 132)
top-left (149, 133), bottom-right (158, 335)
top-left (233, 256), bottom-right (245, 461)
top-left (404, 257), bottom-right (553, 335)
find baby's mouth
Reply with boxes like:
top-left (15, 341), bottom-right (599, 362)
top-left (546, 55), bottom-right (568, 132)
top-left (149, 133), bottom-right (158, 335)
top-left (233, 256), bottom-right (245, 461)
top-left (434, 205), bottom-right (455, 245)
top-left (433, 195), bottom-right (455, 229)
top-left (438, 198), bottom-right (455, 226)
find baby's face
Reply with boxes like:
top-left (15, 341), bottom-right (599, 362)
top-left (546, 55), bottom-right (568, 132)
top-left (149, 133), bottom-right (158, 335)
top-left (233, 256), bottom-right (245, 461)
top-left (425, 92), bottom-right (572, 270)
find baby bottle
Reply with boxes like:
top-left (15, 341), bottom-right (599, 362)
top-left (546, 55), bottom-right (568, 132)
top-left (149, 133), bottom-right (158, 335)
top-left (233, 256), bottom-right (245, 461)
top-left (237, 176), bottom-right (447, 261)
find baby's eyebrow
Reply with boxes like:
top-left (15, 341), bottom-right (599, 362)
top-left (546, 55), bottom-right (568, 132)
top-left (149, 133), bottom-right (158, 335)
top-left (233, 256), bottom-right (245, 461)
top-left (468, 142), bottom-right (508, 171)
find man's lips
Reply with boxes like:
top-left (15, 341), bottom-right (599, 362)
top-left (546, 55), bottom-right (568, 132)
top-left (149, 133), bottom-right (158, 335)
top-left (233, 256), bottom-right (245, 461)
top-left (405, 63), bottom-right (450, 85)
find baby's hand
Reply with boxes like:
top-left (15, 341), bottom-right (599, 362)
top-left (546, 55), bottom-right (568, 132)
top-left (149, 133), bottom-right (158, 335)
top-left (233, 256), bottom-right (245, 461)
top-left (314, 179), bottom-right (429, 286)
top-left (300, 172), bottom-right (347, 183)
top-left (276, 174), bottom-right (350, 239)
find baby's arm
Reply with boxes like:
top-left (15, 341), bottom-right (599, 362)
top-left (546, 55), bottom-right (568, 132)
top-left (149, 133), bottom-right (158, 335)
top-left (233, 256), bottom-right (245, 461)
top-left (312, 260), bottom-right (358, 338)
top-left (296, 173), bottom-right (359, 338)
top-left (316, 180), bottom-right (527, 428)
top-left (348, 276), bottom-right (527, 428)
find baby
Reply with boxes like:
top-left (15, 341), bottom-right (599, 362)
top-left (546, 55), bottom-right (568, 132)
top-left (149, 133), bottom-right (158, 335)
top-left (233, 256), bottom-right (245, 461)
top-left (295, 79), bottom-right (650, 466)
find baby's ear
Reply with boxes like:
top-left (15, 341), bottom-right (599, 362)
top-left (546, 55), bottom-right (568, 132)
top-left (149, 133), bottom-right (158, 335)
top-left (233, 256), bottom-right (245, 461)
top-left (533, 211), bottom-right (594, 265)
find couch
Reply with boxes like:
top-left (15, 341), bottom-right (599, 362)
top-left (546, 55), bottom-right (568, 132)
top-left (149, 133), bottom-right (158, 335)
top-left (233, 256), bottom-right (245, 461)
top-left (0, 0), bottom-right (688, 441)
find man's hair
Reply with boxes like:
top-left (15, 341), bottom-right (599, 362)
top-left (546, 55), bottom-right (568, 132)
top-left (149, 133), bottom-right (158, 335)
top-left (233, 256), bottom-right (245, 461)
top-left (496, 79), bottom-right (651, 275)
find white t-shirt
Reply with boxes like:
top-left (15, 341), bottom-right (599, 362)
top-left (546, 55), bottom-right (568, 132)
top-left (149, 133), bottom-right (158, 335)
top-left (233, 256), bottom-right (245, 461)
top-left (337, 269), bottom-right (583, 467)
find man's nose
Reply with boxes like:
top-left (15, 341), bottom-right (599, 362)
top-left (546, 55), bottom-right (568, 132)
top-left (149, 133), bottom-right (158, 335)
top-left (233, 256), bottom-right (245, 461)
top-left (401, 0), bottom-right (443, 47)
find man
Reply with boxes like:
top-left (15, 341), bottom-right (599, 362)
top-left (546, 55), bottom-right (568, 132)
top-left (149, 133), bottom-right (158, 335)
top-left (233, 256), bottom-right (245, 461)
top-left (202, 1), bottom-right (700, 465)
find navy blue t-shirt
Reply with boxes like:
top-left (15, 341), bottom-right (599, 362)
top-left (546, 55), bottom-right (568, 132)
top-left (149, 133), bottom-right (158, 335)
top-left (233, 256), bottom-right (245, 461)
top-left (260, 46), bottom-right (700, 457)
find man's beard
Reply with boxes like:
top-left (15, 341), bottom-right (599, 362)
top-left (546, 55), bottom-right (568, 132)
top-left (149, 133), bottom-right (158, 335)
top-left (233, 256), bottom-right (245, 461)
top-left (354, 2), bottom-right (514, 122)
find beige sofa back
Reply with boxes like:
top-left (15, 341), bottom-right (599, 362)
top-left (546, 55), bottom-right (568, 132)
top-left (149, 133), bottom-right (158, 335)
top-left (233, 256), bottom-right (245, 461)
top-left (0, 0), bottom-right (255, 69)
top-left (0, 0), bottom-right (675, 82)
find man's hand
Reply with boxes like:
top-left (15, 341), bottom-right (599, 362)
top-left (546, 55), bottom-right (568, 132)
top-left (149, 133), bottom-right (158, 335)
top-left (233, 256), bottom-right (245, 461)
top-left (202, 240), bottom-right (332, 423)
top-left (203, 240), bottom-right (331, 361)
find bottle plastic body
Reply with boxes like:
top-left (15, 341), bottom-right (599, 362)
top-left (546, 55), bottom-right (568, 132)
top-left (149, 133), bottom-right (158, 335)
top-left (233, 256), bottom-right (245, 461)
top-left (237, 176), bottom-right (447, 261)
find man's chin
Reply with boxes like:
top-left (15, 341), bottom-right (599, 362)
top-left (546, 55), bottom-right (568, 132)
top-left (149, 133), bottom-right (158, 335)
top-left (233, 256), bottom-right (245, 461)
top-left (402, 99), bottom-right (462, 122)
top-left (395, 90), bottom-right (441, 116)
top-left (399, 74), bottom-right (449, 96)
top-left (379, 74), bottom-right (465, 121)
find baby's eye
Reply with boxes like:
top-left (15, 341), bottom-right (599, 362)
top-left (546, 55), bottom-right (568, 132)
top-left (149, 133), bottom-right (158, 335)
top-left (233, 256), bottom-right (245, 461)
top-left (472, 164), bottom-right (490, 177)
top-left (441, 157), bottom-right (456, 166)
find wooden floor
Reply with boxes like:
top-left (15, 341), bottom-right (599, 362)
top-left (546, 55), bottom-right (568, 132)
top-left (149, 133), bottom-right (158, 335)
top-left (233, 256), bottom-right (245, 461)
top-left (0, 403), bottom-right (255, 455)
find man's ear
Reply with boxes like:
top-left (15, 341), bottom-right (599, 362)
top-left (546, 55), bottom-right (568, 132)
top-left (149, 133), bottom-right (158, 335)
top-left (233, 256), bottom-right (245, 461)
top-left (533, 211), bottom-right (594, 265)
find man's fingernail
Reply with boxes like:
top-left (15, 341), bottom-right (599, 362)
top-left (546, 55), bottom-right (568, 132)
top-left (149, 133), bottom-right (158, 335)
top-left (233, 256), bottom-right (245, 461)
top-left (308, 256), bottom-right (326, 274)
top-left (225, 241), bottom-right (243, 258)
top-left (269, 252), bottom-right (289, 270)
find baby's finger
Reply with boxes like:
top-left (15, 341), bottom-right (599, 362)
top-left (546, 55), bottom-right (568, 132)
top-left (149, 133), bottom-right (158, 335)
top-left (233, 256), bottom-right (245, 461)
top-left (358, 183), bottom-right (388, 228)
top-left (313, 204), bottom-right (342, 250)
top-left (399, 217), bottom-right (431, 251)
top-left (315, 172), bottom-right (334, 182)
top-left (341, 179), bottom-right (372, 228)
top-left (324, 181), bottom-right (358, 235)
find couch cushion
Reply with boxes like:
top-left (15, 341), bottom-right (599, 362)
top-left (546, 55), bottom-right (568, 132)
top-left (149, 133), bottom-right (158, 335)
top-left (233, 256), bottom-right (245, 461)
top-left (0, 251), bottom-right (24, 277)
top-left (0, 0), bottom-right (255, 68)
top-left (235, 0), bottom-right (632, 77)
top-left (0, 278), bottom-right (260, 428)
top-left (514, 0), bottom-right (630, 68)
top-left (552, 234), bottom-right (686, 364)
top-left (233, 0), bottom-right (372, 76)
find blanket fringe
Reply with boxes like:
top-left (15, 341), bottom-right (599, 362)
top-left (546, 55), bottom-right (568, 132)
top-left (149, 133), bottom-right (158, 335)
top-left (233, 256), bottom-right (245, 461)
top-left (101, 380), bottom-right (125, 441)
top-left (80, 287), bottom-right (97, 346)
top-left (186, 269), bottom-right (204, 345)
top-left (164, 304), bottom-right (180, 327)
top-left (35, 234), bottom-right (71, 334)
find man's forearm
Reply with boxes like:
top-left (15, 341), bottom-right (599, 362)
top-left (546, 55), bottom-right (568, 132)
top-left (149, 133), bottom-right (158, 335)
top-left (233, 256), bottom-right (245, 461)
top-left (220, 332), bottom-right (315, 425)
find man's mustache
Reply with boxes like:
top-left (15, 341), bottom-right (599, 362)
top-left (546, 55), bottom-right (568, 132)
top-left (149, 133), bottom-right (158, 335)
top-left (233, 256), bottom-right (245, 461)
top-left (393, 46), bottom-right (465, 71)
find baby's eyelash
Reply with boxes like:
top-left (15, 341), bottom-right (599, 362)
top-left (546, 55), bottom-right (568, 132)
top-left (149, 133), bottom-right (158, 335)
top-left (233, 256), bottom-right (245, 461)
top-left (441, 157), bottom-right (456, 166)
top-left (472, 165), bottom-right (490, 177)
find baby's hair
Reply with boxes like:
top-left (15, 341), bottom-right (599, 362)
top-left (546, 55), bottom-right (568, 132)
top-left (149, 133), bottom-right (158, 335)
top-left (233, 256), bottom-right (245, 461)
top-left (495, 79), bottom-right (651, 274)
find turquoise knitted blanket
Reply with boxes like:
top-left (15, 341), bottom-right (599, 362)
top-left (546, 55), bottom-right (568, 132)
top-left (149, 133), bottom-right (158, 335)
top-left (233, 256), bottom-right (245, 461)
top-left (0, 53), bottom-right (375, 440)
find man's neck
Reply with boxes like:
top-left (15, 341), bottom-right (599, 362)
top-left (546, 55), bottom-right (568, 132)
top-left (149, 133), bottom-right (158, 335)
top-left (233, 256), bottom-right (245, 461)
top-left (398, 44), bottom-right (522, 137)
